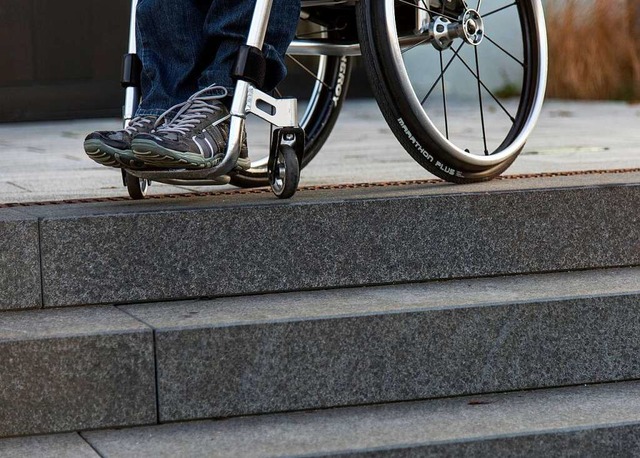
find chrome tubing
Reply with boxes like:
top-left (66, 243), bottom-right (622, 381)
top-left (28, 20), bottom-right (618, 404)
top-left (127, 0), bottom-right (138, 54)
top-left (214, 0), bottom-right (275, 178)
top-left (123, 0), bottom-right (140, 126)
top-left (288, 40), bottom-right (361, 56)
top-left (246, 0), bottom-right (273, 48)
top-left (287, 35), bottom-right (440, 57)
top-left (123, 87), bottom-right (140, 127)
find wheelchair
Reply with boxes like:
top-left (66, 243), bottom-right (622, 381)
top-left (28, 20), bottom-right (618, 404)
top-left (121, 0), bottom-right (548, 199)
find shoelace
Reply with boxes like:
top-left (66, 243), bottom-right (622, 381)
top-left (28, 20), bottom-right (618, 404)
top-left (125, 116), bottom-right (156, 135)
top-left (154, 85), bottom-right (229, 136)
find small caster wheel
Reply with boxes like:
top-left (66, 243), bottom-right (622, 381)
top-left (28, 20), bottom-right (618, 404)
top-left (269, 145), bottom-right (300, 199)
top-left (125, 172), bottom-right (149, 200)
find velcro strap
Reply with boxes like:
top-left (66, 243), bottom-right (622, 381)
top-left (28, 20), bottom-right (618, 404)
top-left (233, 45), bottom-right (267, 89)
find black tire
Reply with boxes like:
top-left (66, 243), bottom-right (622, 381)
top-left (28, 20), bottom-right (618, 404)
top-left (125, 172), bottom-right (147, 200)
top-left (356, 1), bottom-right (547, 183)
top-left (270, 145), bottom-right (300, 199)
top-left (230, 18), bottom-right (353, 188)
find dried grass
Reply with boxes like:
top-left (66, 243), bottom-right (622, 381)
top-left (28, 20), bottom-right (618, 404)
top-left (546, 0), bottom-right (640, 100)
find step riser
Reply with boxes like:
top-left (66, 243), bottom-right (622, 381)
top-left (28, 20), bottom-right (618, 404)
top-left (0, 210), bottom-right (40, 310)
top-left (131, 292), bottom-right (640, 423)
top-left (0, 307), bottom-right (156, 438)
top-left (16, 184), bottom-right (640, 310)
top-left (3, 290), bottom-right (639, 438)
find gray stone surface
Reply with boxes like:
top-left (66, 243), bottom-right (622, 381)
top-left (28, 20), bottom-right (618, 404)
top-left (0, 306), bottom-right (156, 438)
top-left (341, 427), bottom-right (640, 458)
top-left (83, 381), bottom-right (640, 457)
top-left (122, 268), bottom-right (640, 421)
top-left (34, 176), bottom-right (640, 307)
top-left (0, 433), bottom-right (99, 458)
top-left (1, 100), bottom-right (639, 204)
top-left (123, 267), bottom-right (640, 327)
top-left (0, 209), bottom-right (41, 310)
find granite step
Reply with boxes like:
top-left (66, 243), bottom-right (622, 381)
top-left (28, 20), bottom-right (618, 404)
top-left (67, 382), bottom-right (640, 456)
top-left (0, 306), bottom-right (156, 439)
top-left (1, 172), bottom-right (639, 311)
top-left (1, 267), bottom-right (639, 438)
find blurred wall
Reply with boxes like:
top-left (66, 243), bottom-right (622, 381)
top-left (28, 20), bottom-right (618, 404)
top-left (0, 0), bottom-right (130, 122)
top-left (0, 2), bottom-right (521, 123)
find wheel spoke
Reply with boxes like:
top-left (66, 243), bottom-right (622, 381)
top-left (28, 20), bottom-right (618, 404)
top-left (295, 27), bottom-right (345, 39)
top-left (482, 2), bottom-right (516, 18)
top-left (484, 34), bottom-right (525, 67)
top-left (421, 42), bottom-right (465, 105)
top-left (474, 47), bottom-right (489, 155)
top-left (450, 46), bottom-right (516, 123)
top-left (439, 51), bottom-right (449, 139)
top-left (286, 54), bottom-right (333, 91)
top-left (397, 0), bottom-right (458, 22)
top-left (381, 0), bottom-right (541, 168)
top-left (401, 37), bottom-right (431, 54)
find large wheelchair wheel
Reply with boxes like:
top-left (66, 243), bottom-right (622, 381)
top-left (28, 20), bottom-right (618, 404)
top-left (230, 16), bottom-right (353, 188)
top-left (357, 0), bottom-right (548, 183)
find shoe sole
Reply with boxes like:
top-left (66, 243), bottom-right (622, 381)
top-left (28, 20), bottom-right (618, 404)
top-left (132, 139), bottom-right (251, 171)
top-left (84, 140), bottom-right (147, 170)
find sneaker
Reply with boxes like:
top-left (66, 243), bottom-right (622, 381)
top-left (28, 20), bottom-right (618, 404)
top-left (84, 116), bottom-right (157, 169)
top-left (132, 86), bottom-right (250, 171)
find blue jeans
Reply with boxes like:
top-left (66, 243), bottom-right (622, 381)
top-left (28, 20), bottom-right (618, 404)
top-left (135, 0), bottom-right (301, 116)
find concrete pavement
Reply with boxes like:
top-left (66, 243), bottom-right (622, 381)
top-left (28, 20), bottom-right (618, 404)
top-left (0, 99), bottom-right (638, 203)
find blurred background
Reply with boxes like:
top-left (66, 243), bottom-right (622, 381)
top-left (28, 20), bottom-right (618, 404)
top-left (0, 0), bottom-right (131, 121)
top-left (0, 0), bottom-right (638, 122)
top-left (546, 0), bottom-right (640, 101)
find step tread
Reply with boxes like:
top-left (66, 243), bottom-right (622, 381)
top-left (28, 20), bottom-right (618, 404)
top-left (122, 267), bottom-right (640, 329)
top-left (81, 381), bottom-right (640, 457)
top-left (0, 433), bottom-right (98, 458)
top-left (9, 171), bottom-right (640, 219)
top-left (0, 305), bottom-right (149, 342)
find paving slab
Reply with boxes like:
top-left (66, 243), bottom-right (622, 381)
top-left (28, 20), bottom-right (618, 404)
top-left (19, 173), bottom-right (640, 308)
top-left (83, 381), bottom-right (640, 457)
top-left (0, 305), bottom-right (156, 438)
top-left (123, 267), bottom-right (640, 421)
top-left (0, 209), bottom-right (41, 310)
top-left (0, 100), bottom-right (638, 203)
top-left (0, 433), bottom-right (99, 458)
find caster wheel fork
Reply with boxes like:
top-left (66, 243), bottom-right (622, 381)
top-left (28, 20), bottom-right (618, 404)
top-left (269, 128), bottom-right (304, 199)
top-left (123, 170), bottom-right (150, 200)
top-left (270, 145), bottom-right (300, 199)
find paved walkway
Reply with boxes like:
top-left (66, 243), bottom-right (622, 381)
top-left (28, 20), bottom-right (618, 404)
top-left (0, 99), bottom-right (638, 203)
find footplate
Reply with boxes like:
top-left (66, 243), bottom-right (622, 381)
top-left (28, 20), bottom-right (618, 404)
top-left (247, 87), bottom-right (298, 128)
top-left (127, 169), bottom-right (231, 186)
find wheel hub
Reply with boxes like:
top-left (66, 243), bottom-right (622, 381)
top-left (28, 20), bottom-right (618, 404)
top-left (429, 8), bottom-right (485, 50)
top-left (461, 9), bottom-right (484, 46)
top-left (273, 152), bottom-right (286, 192)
